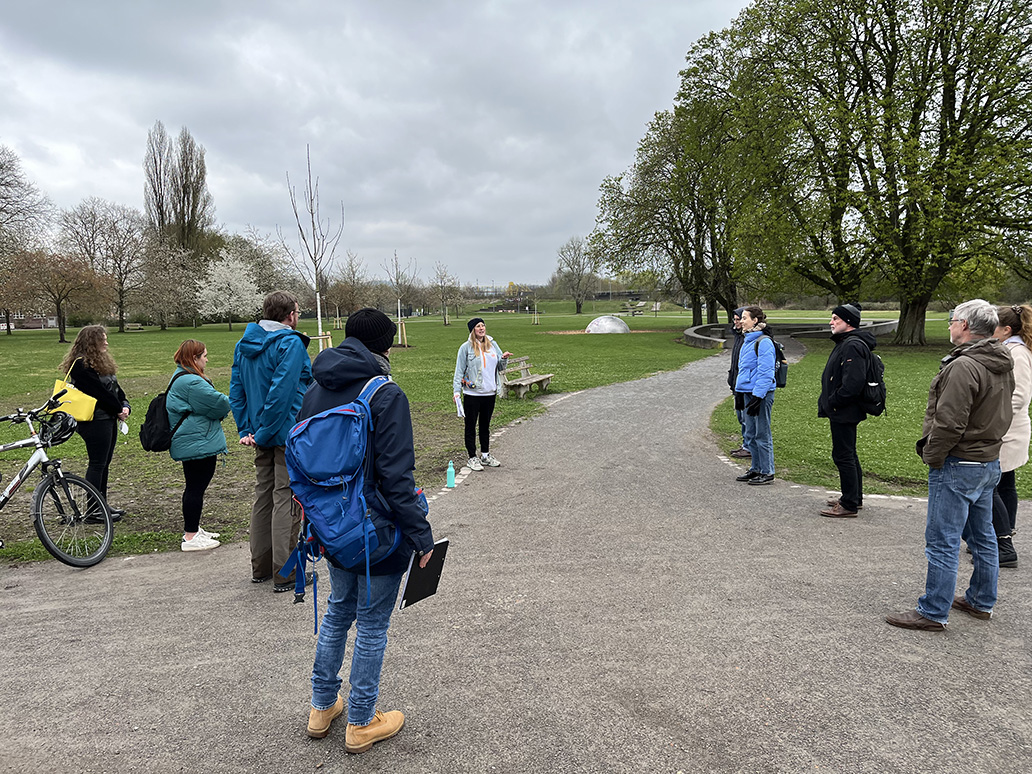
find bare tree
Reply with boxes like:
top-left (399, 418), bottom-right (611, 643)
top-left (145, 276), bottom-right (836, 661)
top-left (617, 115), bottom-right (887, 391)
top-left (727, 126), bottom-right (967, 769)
top-left (323, 250), bottom-right (368, 325)
top-left (430, 262), bottom-right (459, 325)
top-left (381, 250), bottom-right (419, 318)
top-left (141, 239), bottom-right (197, 330)
top-left (279, 146), bottom-right (344, 336)
top-left (555, 236), bottom-right (599, 314)
top-left (15, 251), bottom-right (100, 342)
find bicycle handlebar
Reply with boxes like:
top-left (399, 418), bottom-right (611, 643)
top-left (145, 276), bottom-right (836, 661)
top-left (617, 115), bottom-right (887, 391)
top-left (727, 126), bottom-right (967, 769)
top-left (0, 392), bottom-right (68, 424)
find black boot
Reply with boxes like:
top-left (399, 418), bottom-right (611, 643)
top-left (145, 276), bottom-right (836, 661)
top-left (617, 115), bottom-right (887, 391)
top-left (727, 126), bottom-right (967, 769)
top-left (998, 536), bottom-right (1018, 568)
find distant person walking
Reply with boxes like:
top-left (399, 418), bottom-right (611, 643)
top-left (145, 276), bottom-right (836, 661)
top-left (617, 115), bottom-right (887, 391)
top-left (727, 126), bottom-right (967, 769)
top-left (988, 304), bottom-right (1032, 568)
top-left (59, 325), bottom-right (131, 521)
top-left (167, 340), bottom-right (231, 552)
top-left (818, 303), bottom-right (877, 518)
top-left (452, 317), bottom-right (511, 471)
top-left (887, 299), bottom-right (1014, 631)
top-left (230, 291), bottom-right (313, 591)
top-left (734, 307), bottom-right (776, 485)
top-left (727, 307), bottom-right (751, 459)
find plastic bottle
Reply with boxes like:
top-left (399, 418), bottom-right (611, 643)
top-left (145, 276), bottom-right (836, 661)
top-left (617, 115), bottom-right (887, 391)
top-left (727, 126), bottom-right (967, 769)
top-left (446, 460), bottom-right (456, 488)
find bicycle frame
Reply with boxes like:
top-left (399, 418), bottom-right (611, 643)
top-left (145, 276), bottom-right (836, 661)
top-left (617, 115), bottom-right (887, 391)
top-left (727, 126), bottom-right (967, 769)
top-left (0, 418), bottom-right (53, 510)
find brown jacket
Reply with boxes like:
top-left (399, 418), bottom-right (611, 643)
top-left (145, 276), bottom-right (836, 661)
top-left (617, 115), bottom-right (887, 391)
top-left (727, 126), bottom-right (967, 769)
top-left (918, 338), bottom-right (1015, 468)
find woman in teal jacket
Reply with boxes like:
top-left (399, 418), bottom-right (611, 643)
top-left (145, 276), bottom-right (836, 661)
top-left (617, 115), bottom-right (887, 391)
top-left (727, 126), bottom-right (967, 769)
top-left (167, 340), bottom-right (231, 552)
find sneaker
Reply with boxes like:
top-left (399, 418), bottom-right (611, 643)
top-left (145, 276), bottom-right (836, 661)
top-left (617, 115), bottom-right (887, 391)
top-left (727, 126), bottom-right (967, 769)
top-left (481, 453), bottom-right (501, 467)
top-left (345, 709), bottom-right (405, 754)
top-left (307, 695), bottom-right (344, 739)
top-left (181, 532), bottom-right (220, 552)
top-left (198, 527), bottom-right (221, 539)
top-left (274, 570), bottom-right (316, 593)
top-left (467, 456), bottom-right (483, 471)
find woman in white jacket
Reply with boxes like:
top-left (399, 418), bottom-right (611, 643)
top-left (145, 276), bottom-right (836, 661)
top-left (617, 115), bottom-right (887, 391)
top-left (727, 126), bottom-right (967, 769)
top-left (991, 304), bottom-right (1032, 568)
top-left (452, 318), bottom-right (511, 471)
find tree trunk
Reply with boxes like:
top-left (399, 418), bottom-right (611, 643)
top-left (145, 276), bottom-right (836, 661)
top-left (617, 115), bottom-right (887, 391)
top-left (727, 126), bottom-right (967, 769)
top-left (117, 296), bottom-right (126, 333)
top-left (228, 316), bottom-right (233, 331)
top-left (894, 297), bottom-right (931, 346)
top-left (3, 309), bottom-right (11, 335)
top-left (56, 302), bottom-right (67, 343)
top-left (706, 296), bottom-right (719, 324)
top-left (575, 298), bottom-right (583, 314)
top-left (691, 295), bottom-right (703, 326)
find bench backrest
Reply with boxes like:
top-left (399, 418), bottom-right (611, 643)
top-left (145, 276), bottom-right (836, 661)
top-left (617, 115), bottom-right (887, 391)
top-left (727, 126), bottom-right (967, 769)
top-left (503, 356), bottom-right (533, 381)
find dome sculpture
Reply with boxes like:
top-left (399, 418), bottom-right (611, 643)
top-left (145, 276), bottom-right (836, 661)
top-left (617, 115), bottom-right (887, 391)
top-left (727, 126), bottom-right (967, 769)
top-left (585, 315), bottom-right (631, 334)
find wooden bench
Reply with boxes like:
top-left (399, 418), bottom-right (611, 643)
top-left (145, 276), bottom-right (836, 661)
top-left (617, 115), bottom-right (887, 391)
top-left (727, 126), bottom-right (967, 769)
top-left (125, 323), bottom-right (144, 331)
top-left (501, 356), bottom-right (554, 399)
top-left (621, 301), bottom-right (646, 316)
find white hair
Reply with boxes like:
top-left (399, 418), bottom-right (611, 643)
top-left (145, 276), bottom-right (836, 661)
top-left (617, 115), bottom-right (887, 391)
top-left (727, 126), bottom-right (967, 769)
top-left (953, 299), bottom-right (999, 337)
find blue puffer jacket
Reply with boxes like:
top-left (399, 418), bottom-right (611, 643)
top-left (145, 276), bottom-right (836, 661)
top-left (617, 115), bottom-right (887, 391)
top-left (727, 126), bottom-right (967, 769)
top-left (167, 368), bottom-right (231, 462)
top-left (229, 322), bottom-right (312, 448)
top-left (735, 329), bottom-right (776, 398)
top-left (296, 338), bottom-right (434, 575)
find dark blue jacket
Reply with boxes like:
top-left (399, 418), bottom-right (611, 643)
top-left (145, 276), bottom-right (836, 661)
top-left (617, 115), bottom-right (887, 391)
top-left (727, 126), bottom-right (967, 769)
top-left (229, 322), bottom-right (312, 447)
top-left (296, 338), bottom-right (434, 575)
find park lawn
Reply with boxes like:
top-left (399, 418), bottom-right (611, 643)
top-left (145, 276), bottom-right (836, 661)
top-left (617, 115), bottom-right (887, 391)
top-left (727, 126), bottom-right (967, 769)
top-left (0, 312), bottom-right (709, 562)
top-left (710, 314), bottom-right (1032, 499)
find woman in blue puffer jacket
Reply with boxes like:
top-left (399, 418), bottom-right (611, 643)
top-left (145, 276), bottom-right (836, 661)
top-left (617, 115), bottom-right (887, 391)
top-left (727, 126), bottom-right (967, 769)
top-left (734, 306), bottom-right (777, 485)
top-left (166, 340), bottom-right (231, 552)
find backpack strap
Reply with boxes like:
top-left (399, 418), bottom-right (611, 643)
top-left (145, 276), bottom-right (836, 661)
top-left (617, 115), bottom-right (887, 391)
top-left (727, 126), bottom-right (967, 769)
top-left (167, 371), bottom-right (193, 438)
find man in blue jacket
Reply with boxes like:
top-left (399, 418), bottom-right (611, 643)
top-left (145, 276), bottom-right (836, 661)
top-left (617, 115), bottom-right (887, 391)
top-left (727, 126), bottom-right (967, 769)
top-left (299, 308), bottom-right (434, 754)
top-left (230, 291), bottom-right (313, 591)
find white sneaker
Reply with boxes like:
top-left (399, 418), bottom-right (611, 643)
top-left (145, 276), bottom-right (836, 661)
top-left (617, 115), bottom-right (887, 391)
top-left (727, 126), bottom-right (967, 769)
top-left (467, 456), bottom-right (483, 471)
top-left (182, 532), bottom-right (221, 552)
top-left (481, 453), bottom-right (501, 467)
top-left (198, 527), bottom-right (221, 539)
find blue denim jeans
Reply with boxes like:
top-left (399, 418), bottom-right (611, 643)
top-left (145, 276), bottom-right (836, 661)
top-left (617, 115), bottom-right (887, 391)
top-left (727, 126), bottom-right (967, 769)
top-left (917, 456), bottom-right (1000, 623)
top-left (311, 564), bottom-right (404, 725)
top-left (742, 392), bottom-right (775, 475)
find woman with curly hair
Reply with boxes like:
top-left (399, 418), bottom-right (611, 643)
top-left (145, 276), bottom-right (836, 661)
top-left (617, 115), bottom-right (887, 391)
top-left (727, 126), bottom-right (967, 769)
top-left (59, 325), bottom-right (131, 520)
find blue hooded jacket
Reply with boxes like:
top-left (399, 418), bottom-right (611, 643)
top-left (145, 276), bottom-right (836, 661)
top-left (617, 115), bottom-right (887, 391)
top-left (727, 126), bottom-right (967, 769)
top-left (229, 322), bottom-right (312, 448)
top-left (296, 338), bottom-right (434, 575)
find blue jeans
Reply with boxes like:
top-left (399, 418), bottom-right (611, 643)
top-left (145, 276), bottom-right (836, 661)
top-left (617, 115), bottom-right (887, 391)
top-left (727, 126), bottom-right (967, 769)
top-left (742, 392), bottom-right (775, 475)
top-left (311, 564), bottom-right (404, 725)
top-left (917, 457), bottom-right (1000, 623)
top-left (735, 407), bottom-right (747, 446)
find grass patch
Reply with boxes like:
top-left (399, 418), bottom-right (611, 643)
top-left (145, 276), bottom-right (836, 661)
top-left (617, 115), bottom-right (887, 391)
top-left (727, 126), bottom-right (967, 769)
top-left (1, 313), bottom-right (709, 562)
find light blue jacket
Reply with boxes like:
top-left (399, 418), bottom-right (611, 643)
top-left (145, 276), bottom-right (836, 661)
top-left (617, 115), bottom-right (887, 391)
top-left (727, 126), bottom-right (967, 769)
top-left (452, 337), bottom-right (508, 395)
top-left (166, 368), bottom-right (231, 462)
top-left (735, 329), bottom-right (776, 398)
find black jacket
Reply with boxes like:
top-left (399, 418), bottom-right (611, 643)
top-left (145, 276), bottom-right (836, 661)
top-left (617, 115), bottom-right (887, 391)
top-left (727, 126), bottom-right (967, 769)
top-left (296, 338), bottom-right (434, 574)
top-left (818, 328), bottom-right (877, 424)
top-left (727, 328), bottom-right (745, 391)
top-left (69, 360), bottom-right (130, 421)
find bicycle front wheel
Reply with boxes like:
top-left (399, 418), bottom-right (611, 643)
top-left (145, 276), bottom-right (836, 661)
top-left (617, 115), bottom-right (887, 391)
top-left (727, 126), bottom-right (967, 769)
top-left (33, 472), bottom-right (113, 567)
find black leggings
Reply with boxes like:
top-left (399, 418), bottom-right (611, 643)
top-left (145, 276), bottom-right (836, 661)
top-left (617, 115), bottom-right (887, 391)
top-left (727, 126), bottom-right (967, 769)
top-left (992, 469), bottom-right (1018, 537)
top-left (76, 418), bottom-right (117, 500)
top-left (463, 394), bottom-right (496, 459)
top-left (182, 456), bottom-right (217, 533)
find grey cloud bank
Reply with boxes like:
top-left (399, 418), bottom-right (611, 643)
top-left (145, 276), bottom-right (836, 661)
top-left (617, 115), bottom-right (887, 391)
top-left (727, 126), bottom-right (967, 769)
top-left (0, 0), bottom-right (750, 285)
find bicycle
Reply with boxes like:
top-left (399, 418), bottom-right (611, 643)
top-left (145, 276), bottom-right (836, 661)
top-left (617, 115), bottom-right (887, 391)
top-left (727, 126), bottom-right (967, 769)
top-left (0, 390), bottom-right (113, 567)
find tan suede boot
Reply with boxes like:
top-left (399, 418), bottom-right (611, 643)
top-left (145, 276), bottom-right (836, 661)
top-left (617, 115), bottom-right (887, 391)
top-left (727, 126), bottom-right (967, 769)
top-left (307, 695), bottom-right (344, 738)
top-left (345, 709), bottom-right (405, 753)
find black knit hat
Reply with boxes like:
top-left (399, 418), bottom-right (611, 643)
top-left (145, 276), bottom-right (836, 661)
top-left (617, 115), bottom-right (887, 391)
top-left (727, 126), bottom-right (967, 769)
top-left (345, 308), bottom-right (396, 353)
top-left (467, 317), bottom-right (485, 332)
top-left (832, 303), bottom-right (862, 328)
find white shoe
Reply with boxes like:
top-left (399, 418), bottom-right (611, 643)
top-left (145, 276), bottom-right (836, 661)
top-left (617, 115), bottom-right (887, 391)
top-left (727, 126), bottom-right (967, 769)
top-left (481, 453), bottom-right (501, 467)
top-left (198, 527), bottom-right (221, 539)
top-left (182, 532), bottom-right (221, 552)
top-left (467, 456), bottom-right (483, 471)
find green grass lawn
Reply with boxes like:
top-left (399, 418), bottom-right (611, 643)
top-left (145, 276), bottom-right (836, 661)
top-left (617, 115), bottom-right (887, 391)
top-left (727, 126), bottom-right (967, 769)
top-left (0, 312), bottom-right (708, 562)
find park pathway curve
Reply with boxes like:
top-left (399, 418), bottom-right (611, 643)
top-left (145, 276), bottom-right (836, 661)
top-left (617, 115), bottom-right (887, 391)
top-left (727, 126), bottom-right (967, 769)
top-left (1, 350), bottom-right (1030, 774)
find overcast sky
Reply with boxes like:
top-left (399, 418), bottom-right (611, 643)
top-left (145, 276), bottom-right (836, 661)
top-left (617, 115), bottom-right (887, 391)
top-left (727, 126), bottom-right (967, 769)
top-left (0, 0), bottom-right (750, 286)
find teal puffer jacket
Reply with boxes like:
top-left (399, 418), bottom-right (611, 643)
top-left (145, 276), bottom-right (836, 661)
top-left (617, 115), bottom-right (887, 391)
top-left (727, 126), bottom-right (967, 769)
top-left (166, 368), bottom-right (231, 462)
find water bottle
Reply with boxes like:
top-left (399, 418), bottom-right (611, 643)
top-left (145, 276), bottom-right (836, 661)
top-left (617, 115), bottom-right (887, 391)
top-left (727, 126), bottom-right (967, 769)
top-left (446, 460), bottom-right (456, 488)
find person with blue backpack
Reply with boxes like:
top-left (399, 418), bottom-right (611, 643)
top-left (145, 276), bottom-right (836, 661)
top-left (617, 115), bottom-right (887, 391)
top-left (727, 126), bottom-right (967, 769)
top-left (734, 306), bottom-right (777, 485)
top-left (296, 308), bottom-right (435, 753)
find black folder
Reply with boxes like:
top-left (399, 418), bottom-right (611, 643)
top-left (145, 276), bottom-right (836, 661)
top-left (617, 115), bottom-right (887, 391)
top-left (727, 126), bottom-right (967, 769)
top-left (398, 538), bottom-right (449, 610)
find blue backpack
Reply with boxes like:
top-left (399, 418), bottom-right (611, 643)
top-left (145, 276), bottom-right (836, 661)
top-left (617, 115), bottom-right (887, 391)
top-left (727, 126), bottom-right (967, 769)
top-left (280, 376), bottom-right (412, 618)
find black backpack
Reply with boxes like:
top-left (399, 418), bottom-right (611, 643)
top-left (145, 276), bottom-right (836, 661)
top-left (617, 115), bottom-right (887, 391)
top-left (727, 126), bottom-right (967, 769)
top-left (860, 351), bottom-right (887, 416)
top-left (755, 337), bottom-right (789, 388)
top-left (139, 372), bottom-right (191, 452)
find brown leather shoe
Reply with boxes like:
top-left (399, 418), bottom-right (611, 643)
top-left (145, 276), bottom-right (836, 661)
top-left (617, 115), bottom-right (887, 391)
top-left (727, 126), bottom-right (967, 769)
top-left (952, 596), bottom-right (992, 620)
top-left (885, 610), bottom-right (945, 631)
top-left (730, 448), bottom-right (752, 458)
top-left (345, 709), bottom-right (405, 754)
top-left (820, 502), bottom-right (859, 518)
top-left (825, 498), bottom-right (863, 510)
top-left (307, 695), bottom-right (344, 738)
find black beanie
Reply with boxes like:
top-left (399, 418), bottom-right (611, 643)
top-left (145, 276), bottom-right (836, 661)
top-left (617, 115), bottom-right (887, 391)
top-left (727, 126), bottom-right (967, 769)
top-left (345, 308), bottom-right (396, 353)
top-left (467, 317), bottom-right (485, 332)
top-left (832, 303), bottom-right (862, 328)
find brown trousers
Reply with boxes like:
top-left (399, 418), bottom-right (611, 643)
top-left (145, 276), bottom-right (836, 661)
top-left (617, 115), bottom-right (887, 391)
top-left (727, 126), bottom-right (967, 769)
top-left (249, 446), bottom-right (302, 582)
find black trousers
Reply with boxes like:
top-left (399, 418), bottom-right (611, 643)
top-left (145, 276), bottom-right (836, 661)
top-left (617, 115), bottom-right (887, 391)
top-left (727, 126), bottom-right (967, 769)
top-left (829, 420), bottom-right (863, 511)
top-left (76, 418), bottom-right (117, 500)
top-left (463, 394), bottom-right (496, 458)
top-left (992, 469), bottom-right (1017, 537)
top-left (182, 456), bottom-right (217, 533)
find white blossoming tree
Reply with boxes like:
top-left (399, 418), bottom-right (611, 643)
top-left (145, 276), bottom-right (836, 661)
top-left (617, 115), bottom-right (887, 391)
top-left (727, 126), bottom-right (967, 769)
top-left (197, 252), bottom-right (262, 330)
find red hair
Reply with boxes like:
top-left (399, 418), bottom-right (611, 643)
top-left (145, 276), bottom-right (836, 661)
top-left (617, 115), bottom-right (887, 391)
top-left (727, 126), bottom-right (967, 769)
top-left (174, 340), bottom-right (207, 377)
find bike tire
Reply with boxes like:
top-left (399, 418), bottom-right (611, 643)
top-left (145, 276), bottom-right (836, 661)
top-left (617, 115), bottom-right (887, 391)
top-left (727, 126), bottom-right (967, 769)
top-left (33, 472), bottom-right (113, 568)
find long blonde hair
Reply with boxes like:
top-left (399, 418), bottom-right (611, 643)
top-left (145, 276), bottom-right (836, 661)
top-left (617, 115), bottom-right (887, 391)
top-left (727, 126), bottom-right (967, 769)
top-left (60, 325), bottom-right (117, 375)
top-left (467, 329), bottom-right (492, 356)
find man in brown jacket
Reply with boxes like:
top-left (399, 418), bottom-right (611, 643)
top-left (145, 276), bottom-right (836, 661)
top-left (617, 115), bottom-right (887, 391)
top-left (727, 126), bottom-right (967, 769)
top-left (887, 299), bottom-right (1014, 631)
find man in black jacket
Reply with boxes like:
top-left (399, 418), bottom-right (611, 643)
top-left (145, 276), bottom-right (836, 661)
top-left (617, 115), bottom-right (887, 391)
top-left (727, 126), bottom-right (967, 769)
top-left (818, 303), bottom-right (877, 517)
top-left (299, 308), bottom-right (435, 754)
